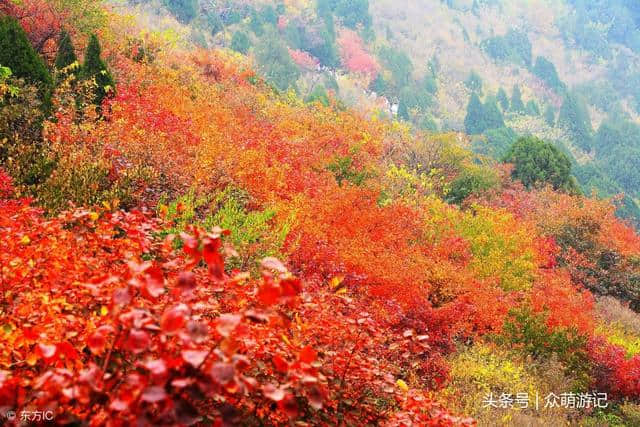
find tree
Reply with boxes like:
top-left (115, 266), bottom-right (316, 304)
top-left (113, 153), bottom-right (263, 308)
top-left (464, 93), bottom-right (485, 135)
top-left (164, 0), bottom-right (198, 24)
top-left (54, 30), bottom-right (77, 71)
top-left (510, 85), bottom-right (525, 113)
top-left (254, 30), bottom-right (301, 92)
top-left (379, 46), bottom-right (412, 89)
top-left (497, 87), bottom-right (509, 110)
top-left (82, 34), bottom-right (115, 106)
top-left (544, 105), bottom-right (556, 127)
top-left (558, 92), bottom-right (593, 150)
top-left (484, 97), bottom-right (505, 129)
top-left (533, 56), bottom-right (565, 93)
top-left (526, 99), bottom-right (540, 116)
top-left (503, 136), bottom-right (578, 193)
top-left (231, 31), bottom-right (250, 55)
top-left (0, 15), bottom-right (52, 110)
top-left (465, 71), bottom-right (483, 94)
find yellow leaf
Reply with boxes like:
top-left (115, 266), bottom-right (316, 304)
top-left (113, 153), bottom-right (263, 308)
top-left (396, 379), bottom-right (409, 392)
top-left (88, 212), bottom-right (99, 221)
top-left (102, 201), bottom-right (111, 210)
top-left (281, 334), bottom-right (291, 346)
top-left (26, 352), bottom-right (38, 366)
top-left (20, 235), bottom-right (30, 245)
top-left (329, 276), bottom-right (344, 289)
top-left (100, 306), bottom-right (108, 316)
top-left (335, 287), bottom-right (347, 295)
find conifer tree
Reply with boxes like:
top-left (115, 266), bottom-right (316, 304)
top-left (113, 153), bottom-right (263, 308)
top-left (558, 92), bottom-right (593, 150)
top-left (497, 87), bottom-right (509, 110)
top-left (510, 85), bottom-right (525, 113)
top-left (82, 34), bottom-right (115, 106)
top-left (484, 97), bottom-right (505, 129)
top-left (0, 16), bottom-right (52, 110)
top-left (464, 92), bottom-right (485, 134)
top-left (544, 105), bottom-right (556, 127)
top-left (55, 30), bottom-right (78, 73)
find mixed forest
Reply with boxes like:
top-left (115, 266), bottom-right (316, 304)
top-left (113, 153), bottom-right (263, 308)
top-left (1, 0), bottom-right (640, 426)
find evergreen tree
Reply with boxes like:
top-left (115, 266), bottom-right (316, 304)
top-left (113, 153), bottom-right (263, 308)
top-left (533, 56), bottom-right (565, 93)
top-left (254, 29), bottom-right (300, 92)
top-left (465, 70), bottom-right (483, 94)
top-left (0, 16), bottom-right (52, 110)
top-left (497, 87), bottom-right (509, 110)
top-left (164, 0), bottom-right (198, 24)
top-left (510, 85), bottom-right (525, 113)
top-left (558, 92), bottom-right (593, 150)
top-left (55, 30), bottom-right (77, 72)
top-left (544, 105), bottom-right (556, 127)
top-left (503, 136), bottom-right (579, 193)
top-left (526, 99), bottom-right (540, 115)
top-left (484, 97), bottom-right (505, 129)
top-left (464, 92), bottom-right (485, 134)
top-left (231, 31), bottom-right (251, 54)
top-left (82, 34), bottom-right (115, 106)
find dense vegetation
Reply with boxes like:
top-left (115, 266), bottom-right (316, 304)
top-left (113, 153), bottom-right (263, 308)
top-left (1, 1), bottom-right (640, 426)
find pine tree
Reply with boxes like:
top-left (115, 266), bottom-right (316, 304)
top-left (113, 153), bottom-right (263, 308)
top-left (558, 92), bottom-right (593, 150)
top-left (55, 30), bottom-right (78, 72)
top-left (544, 105), bottom-right (556, 127)
top-left (484, 97), bottom-right (505, 129)
top-left (510, 85), bottom-right (525, 113)
top-left (497, 87), bottom-right (509, 110)
top-left (464, 92), bottom-right (485, 134)
top-left (0, 16), bottom-right (52, 110)
top-left (82, 34), bottom-right (115, 106)
top-left (526, 99), bottom-right (540, 116)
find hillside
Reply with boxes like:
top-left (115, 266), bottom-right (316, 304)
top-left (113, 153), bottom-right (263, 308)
top-left (137, 0), bottom-right (640, 224)
top-left (1, 0), bottom-right (640, 426)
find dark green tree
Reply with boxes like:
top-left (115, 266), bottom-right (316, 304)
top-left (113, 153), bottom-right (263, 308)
top-left (544, 105), bottom-right (556, 127)
top-left (82, 34), bottom-right (115, 106)
top-left (379, 47), bottom-right (413, 89)
top-left (484, 97), bottom-right (505, 129)
top-left (0, 16), bottom-right (52, 110)
top-left (55, 30), bottom-right (77, 71)
top-left (464, 92), bottom-right (485, 134)
top-left (510, 85), bottom-right (525, 113)
top-left (496, 87), bottom-right (509, 110)
top-left (526, 99), bottom-right (540, 116)
top-left (533, 56), bottom-right (565, 93)
top-left (231, 31), bottom-right (251, 54)
top-left (464, 70), bottom-right (483, 94)
top-left (254, 29), bottom-right (300, 92)
top-left (164, 0), bottom-right (198, 24)
top-left (558, 92), bottom-right (593, 150)
top-left (503, 136), bottom-right (578, 193)
top-left (334, 0), bottom-right (372, 30)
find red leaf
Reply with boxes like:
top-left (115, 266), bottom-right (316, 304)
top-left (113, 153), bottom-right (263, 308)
top-left (143, 266), bottom-right (165, 299)
top-left (278, 393), bottom-right (299, 418)
top-left (216, 313), bottom-right (241, 337)
top-left (177, 271), bottom-right (197, 294)
top-left (181, 350), bottom-right (209, 368)
top-left (257, 279), bottom-right (280, 306)
top-left (161, 304), bottom-right (188, 334)
top-left (143, 359), bottom-right (167, 378)
top-left (280, 277), bottom-right (302, 297)
top-left (210, 362), bottom-right (235, 385)
top-left (37, 343), bottom-right (57, 362)
top-left (87, 331), bottom-right (107, 355)
top-left (299, 346), bottom-right (317, 364)
top-left (141, 386), bottom-right (167, 403)
top-left (203, 237), bottom-right (225, 280)
top-left (126, 329), bottom-right (150, 354)
top-left (262, 383), bottom-right (285, 402)
top-left (272, 355), bottom-right (289, 373)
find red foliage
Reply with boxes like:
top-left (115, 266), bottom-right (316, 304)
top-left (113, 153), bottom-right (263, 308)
top-left (288, 48), bottom-right (319, 71)
top-left (337, 29), bottom-right (379, 78)
top-left (588, 336), bottom-right (640, 398)
top-left (0, 0), bottom-right (63, 58)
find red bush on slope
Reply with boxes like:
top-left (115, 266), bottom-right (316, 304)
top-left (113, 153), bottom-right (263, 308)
top-left (0, 173), bottom-right (473, 425)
